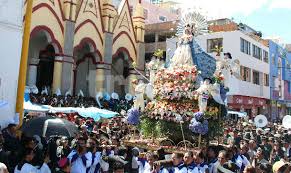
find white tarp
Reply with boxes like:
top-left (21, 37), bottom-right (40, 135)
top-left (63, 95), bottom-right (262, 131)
top-left (24, 102), bottom-right (118, 121)
top-left (24, 101), bottom-right (50, 112)
top-left (0, 100), bottom-right (16, 129)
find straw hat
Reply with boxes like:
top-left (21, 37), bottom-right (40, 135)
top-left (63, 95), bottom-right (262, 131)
top-left (273, 160), bottom-right (287, 173)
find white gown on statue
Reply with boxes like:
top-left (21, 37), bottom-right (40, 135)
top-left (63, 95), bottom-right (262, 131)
top-left (169, 36), bottom-right (193, 68)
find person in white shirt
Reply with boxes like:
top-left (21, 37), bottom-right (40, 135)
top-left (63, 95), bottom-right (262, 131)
top-left (86, 138), bottom-right (101, 173)
top-left (143, 152), bottom-right (159, 173)
top-left (215, 150), bottom-right (239, 173)
top-left (14, 148), bottom-right (51, 173)
top-left (131, 147), bottom-right (147, 173)
top-left (192, 151), bottom-right (209, 173)
top-left (153, 153), bottom-right (187, 173)
top-left (281, 140), bottom-right (291, 159)
top-left (67, 137), bottom-right (92, 173)
top-left (183, 151), bottom-right (196, 173)
top-left (247, 140), bottom-right (257, 163)
top-left (100, 146), bottom-right (115, 173)
top-left (207, 147), bottom-right (218, 173)
top-left (171, 153), bottom-right (188, 173)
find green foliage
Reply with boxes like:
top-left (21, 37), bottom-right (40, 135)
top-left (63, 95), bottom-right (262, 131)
top-left (140, 103), bottom-right (226, 145)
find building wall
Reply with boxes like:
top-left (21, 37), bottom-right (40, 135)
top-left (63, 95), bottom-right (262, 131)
top-left (196, 31), bottom-right (270, 117)
top-left (127, 0), bottom-right (178, 24)
top-left (269, 40), bottom-right (291, 118)
top-left (195, 31), bottom-right (270, 98)
top-left (0, 0), bottom-right (23, 126)
top-left (26, 0), bottom-right (145, 96)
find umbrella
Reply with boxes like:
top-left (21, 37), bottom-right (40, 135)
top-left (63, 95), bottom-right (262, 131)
top-left (22, 116), bottom-right (78, 137)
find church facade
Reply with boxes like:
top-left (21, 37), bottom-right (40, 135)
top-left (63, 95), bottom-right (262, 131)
top-left (26, 0), bottom-right (145, 97)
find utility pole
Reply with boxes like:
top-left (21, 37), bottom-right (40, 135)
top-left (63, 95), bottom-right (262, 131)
top-left (15, 0), bottom-right (34, 126)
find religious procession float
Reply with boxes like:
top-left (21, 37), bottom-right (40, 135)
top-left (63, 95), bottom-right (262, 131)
top-left (125, 10), bottom-right (241, 152)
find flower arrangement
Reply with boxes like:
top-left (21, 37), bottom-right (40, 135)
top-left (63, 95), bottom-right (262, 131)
top-left (189, 112), bottom-right (209, 135)
top-left (154, 65), bottom-right (199, 100)
top-left (194, 112), bottom-right (204, 121)
top-left (146, 58), bottom-right (164, 71)
top-left (145, 100), bottom-right (199, 121)
top-left (155, 65), bottom-right (198, 83)
top-left (153, 49), bottom-right (164, 58)
top-left (127, 108), bottom-right (140, 125)
top-left (189, 118), bottom-right (208, 135)
top-left (212, 72), bottom-right (225, 84)
top-left (204, 107), bottom-right (219, 119)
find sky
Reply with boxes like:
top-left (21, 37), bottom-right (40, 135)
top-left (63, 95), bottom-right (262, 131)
top-left (172, 0), bottom-right (291, 44)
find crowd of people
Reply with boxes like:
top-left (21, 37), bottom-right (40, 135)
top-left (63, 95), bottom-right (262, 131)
top-left (29, 93), bottom-right (133, 114)
top-left (0, 116), bottom-right (291, 173)
top-left (0, 94), bottom-right (288, 173)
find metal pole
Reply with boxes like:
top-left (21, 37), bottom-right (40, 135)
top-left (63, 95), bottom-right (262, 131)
top-left (180, 121), bottom-right (187, 150)
top-left (198, 134), bottom-right (201, 148)
top-left (15, 0), bottom-right (34, 127)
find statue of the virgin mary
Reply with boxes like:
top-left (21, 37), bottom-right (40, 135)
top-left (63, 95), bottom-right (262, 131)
top-left (167, 10), bottom-right (217, 79)
top-left (169, 24), bottom-right (195, 68)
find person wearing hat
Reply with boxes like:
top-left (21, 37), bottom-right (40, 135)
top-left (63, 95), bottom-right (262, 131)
top-left (273, 160), bottom-right (291, 173)
top-left (224, 52), bottom-right (233, 60)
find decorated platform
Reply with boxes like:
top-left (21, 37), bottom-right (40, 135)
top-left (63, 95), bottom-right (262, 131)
top-left (126, 9), bottom-right (241, 148)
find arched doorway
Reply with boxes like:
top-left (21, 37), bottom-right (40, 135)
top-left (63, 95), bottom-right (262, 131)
top-left (112, 51), bottom-right (130, 96)
top-left (36, 45), bottom-right (55, 89)
top-left (27, 29), bottom-right (60, 93)
top-left (74, 43), bottom-right (98, 97)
